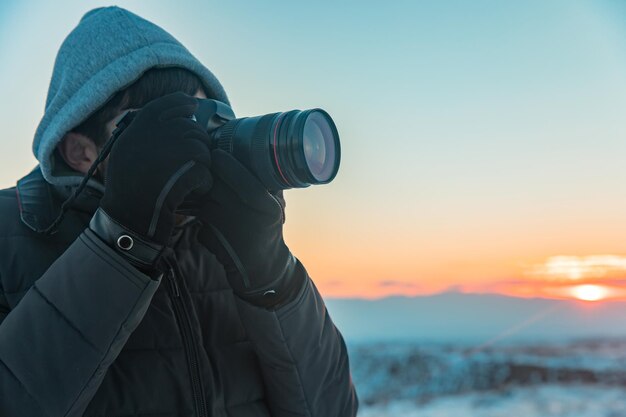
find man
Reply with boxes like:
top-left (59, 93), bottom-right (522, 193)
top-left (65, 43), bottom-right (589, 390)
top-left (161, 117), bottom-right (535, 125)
top-left (0, 6), bottom-right (358, 417)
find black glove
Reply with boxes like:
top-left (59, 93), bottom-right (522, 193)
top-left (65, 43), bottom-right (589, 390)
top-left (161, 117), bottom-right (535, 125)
top-left (197, 149), bottom-right (306, 309)
top-left (90, 92), bottom-right (212, 270)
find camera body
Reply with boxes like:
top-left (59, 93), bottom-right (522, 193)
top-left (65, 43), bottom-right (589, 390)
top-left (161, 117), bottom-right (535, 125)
top-left (193, 99), bottom-right (341, 192)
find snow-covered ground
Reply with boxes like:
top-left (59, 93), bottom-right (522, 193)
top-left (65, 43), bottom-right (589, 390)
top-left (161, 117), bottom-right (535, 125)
top-left (358, 385), bottom-right (626, 417)
top-left (350, 338), bottom-right (626, 416)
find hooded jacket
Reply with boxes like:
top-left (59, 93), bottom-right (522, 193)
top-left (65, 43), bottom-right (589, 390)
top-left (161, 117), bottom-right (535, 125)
top-left (0, 7), bottom-right (358, 417)
top-left (33, 6), bottom-right (229, 192)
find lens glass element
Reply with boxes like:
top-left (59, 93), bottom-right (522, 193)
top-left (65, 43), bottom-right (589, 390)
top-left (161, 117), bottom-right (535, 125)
top-left (302, 112), bottom-right (336, 182)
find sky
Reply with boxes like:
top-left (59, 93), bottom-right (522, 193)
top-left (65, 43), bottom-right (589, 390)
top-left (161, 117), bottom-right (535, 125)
top-left (1, 0), bottom-right (626, 300)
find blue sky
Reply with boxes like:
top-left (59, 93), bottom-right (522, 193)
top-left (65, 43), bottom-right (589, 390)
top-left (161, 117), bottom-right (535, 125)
top-left (1, 1), bottom-right (625, 297)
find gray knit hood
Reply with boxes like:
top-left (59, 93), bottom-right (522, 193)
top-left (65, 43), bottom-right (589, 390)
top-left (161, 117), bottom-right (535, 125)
top-left (32, 6), bottom-right (229, 190)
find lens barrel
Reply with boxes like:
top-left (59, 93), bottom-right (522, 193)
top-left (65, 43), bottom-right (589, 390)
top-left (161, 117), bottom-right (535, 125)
top-left (208, 108), bottom-right (341, 191)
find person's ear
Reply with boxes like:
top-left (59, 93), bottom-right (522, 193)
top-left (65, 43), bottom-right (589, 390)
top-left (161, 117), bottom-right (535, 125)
top-left (57, 132), bottom-right (99, 175)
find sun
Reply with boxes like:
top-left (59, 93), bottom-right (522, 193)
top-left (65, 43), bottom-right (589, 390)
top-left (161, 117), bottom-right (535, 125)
top-left (570, 284), bottom-right (608, 302)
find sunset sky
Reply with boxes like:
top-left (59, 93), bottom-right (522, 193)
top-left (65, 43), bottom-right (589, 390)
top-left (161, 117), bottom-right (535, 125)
top-left (1, 1), bottom-right (626, 301)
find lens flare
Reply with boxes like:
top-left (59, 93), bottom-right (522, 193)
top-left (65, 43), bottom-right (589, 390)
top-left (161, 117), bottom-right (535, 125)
top-left (570, 284), bottom-right (608, 301)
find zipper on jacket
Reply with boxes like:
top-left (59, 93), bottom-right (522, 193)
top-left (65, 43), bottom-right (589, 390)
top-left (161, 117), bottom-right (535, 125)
top-left (168, 268), bottom-right (180, 297)
top-left (166, 263), bottom-right (209, 417)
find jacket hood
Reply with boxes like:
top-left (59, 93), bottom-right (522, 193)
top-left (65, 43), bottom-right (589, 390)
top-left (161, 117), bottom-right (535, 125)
top-left (32, 6), bottom-right (230, 191)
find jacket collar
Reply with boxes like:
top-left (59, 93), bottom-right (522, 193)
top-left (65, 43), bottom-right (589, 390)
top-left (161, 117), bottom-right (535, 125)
top-left (16, 166), bottom-right (102, 233)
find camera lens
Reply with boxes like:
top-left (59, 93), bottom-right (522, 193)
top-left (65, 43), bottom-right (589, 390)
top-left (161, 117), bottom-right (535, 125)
top-left (208, 107), bottom-right (340, 191)
top-left (303, 112), bottom-right (336, 183)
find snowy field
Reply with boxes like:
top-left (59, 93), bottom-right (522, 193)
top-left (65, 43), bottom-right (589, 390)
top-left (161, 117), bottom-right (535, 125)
top-left (358, 385), bottom-right (626, 417)
top-left (350, 339), bottom-right (626, 417)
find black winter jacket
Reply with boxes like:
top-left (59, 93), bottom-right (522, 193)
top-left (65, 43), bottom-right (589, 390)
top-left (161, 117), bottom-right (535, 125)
top-left (0, 168), bottom-right (358, 417)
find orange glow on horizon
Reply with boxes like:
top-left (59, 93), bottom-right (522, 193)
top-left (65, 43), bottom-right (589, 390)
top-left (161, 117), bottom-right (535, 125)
top-left (285, 201), bottom-right (626, 302)
top-left (317, 281), bottom-right (626, 302)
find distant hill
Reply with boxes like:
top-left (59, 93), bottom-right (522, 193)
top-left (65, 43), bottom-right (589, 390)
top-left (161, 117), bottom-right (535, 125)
top-left (324, 292), bottom-right (626, 344)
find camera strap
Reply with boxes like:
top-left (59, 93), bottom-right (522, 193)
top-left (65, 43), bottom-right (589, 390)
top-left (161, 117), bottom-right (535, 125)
top-left (36, 111), bottom-right (137, 235)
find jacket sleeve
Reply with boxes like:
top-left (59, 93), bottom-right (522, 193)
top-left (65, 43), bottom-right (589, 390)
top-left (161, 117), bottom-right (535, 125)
top-left (233, 260), bottom-right (359, 417)
top-left (0, 229), bottom-right (161, 417)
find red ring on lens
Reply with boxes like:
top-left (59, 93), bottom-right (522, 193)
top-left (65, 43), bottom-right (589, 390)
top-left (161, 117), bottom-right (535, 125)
top-left (272, 113), bottom-right (291, 186)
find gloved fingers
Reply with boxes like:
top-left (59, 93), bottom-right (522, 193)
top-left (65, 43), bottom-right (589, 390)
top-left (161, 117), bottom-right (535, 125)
top-left (144, 159), bottom-right (212, 240)
top-left (210, 149), bottom-right (281, 214)
top-left (191, 150), bottom-right (212, 170)
top-left (206, 175), bottom-right (285, 225)
top-left (173, 152), bottom-right (213, 216)
top-left (184, 153), bottom-right (213, 192)
top-left (139, 91), bottom-right (199, 121)
top-left (163, 131), bottom-right (212, 165)
top-left (184, 162), bottom-right (214, 200)
top-left (160, 116), bottom-right (208, 139)
top-left (160, 102), bottom-right (198, 121)
top-left (181, 126), bottom-right (212, 150)
top-left (164, 159), bottom-right (214, 214)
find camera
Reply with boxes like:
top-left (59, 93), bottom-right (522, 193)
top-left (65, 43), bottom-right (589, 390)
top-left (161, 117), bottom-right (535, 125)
top-left (192, 99), bottom-right (341, 192)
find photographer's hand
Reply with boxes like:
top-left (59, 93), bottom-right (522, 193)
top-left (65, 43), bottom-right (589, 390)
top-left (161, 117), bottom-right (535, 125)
top-left (90, 92), bottom-right (213, 271)
top-left (197, 149), bottom-right (306, 309)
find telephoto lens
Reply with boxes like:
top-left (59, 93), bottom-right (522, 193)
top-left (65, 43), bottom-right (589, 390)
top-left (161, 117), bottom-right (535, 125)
top-left (193, 99), bottom-right (341, 192)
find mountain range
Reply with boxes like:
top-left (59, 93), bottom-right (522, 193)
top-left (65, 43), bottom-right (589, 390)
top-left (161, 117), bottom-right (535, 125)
top-left (324, 292), bottom-right (626, 344)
